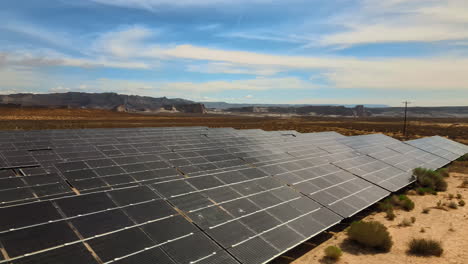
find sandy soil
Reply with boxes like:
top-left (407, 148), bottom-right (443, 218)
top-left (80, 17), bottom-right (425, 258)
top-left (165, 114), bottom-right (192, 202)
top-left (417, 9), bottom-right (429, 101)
top-left (290, 173), bottom-right (468, 264)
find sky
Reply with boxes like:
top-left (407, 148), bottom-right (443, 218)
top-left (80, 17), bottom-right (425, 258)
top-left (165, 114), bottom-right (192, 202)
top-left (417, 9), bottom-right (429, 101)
top-left (1, 0), bottom-right (468, 106)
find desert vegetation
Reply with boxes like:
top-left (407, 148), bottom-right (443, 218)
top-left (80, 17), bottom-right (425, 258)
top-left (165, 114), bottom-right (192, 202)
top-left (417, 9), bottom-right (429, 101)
top-left (347, 221), bottom-right (393, 252)
top-left (407, 238), bottom-right (443, 257)
top-left (413, 168), bottom-right (448, 193)
top-left (324, 246), bottom-right (342, 261)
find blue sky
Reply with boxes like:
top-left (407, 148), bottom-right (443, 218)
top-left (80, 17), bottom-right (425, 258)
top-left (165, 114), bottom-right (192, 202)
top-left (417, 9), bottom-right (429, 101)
top-left (1, 0), bottom-right (468, 106)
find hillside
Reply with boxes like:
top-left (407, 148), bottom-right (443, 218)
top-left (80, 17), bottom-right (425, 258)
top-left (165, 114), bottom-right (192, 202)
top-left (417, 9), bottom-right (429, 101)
top-left (0, 92), bottom-right (206, 113)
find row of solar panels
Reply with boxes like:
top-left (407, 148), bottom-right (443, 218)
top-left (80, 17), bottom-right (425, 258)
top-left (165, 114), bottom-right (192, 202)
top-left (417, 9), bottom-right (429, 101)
top-left (0, 127), bottom-right (467, 264)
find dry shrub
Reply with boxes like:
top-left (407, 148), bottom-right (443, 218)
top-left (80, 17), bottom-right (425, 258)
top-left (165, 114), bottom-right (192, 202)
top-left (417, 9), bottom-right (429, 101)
top-left (448, 201), bottom-right (458, 209)
top-left (459, 200), bottom-right (465, 207)
top-left (347, 221), bottom-right (393, 252)
top-left (399, 218), bottom-right (413, 227)
top-left (408, 238), bottom-right (443, 257)
top-left (386, 208), bottom-right (396, 220)
top-left (324, 245), bottom-right (342, 260)
top-left (422, 208), bottom-right (430, 214)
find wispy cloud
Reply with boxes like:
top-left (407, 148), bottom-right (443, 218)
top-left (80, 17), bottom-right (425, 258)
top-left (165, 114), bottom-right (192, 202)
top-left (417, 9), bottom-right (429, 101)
top-left (90, 0), bottom-right (285, 10)
top-left (1, 51), bottom-right (150, 69)
top-left (317, 0), bottom-right (468, 47)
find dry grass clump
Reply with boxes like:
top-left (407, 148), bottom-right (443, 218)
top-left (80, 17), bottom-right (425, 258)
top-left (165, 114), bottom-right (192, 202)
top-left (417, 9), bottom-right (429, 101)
top-left (448, 201), bottom-right (458, 209)
top-left (324, 245), bottom-right (342, 261)
top-left (459, 200), bottom-right (466, 207)
top-left (399, 218), bottom-right (413, 227)
top-left (407, 238), bottom-right (443, 257)
top-left (347, 221), bottom-right (393, 252)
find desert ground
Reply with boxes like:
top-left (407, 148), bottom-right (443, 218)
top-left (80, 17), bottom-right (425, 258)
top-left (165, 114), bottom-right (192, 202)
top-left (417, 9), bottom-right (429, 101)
top-left (271, 161), bottom-right (468, 264)
top-left (0, 107), bottom-right (467, 144)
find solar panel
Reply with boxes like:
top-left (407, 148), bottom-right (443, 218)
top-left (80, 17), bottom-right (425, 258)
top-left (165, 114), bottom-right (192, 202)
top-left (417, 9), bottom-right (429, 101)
top-left (0, 127), bottom-right (466, 264)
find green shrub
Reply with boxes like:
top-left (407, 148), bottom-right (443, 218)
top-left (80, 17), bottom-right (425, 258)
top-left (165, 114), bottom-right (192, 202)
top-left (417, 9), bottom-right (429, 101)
top-left (413, 168), bottom-right (448, 192)
top-left (422, 208), bottom-right (430, 214)
top-left (378, 200), bottom-right (393, 212)
top-left (347, 221), bottom-right (393, 252)
top-left (436, 168), bottom-right (449, 178)
top-left (324, 245), bottom-right (342, 260)
top-left (402, 199), bottom-right (415, 211)
top-left (448, 201), bottom-right (458, 209)
top-left (459, 200), bottom-right (465, 207)
top-left (408, 238), bottom-right (443, 256)
top-left (416, 187), bottom-right (436, 195)
top-left (386, 208), bottom-right (396, 220)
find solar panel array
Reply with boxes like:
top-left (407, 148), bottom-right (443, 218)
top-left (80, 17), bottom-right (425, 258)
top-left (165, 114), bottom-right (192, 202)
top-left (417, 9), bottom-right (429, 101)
top-left (0, 127), bottom-right (466, 264)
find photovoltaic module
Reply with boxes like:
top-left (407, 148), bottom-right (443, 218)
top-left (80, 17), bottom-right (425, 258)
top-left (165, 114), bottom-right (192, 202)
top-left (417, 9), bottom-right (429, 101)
top-left (0, 127), bottom-right (466, 264)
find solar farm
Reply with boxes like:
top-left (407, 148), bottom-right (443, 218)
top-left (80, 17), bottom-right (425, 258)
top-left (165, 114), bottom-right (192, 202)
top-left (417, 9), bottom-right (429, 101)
top-left (0, 127), bottom-right (467, 264)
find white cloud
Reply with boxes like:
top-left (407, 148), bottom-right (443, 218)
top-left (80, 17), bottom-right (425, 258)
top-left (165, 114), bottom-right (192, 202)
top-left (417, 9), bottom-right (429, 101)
top-left (0, 51), bottom-right (150, 69)
top-left (92, 25), bottom-right (156, 58)
top-left (187, 62), bottom-right (280, 75)
top-left (318, 0), bottom-right (468, 47)
top-left (89, 76), bottom-right (318, 94)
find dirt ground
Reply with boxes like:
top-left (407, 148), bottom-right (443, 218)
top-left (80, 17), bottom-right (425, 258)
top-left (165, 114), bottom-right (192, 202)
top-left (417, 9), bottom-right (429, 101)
top-left (0, 107), bottom-right (467, 144)
top-left (285, 169), bottom-right (468, 264)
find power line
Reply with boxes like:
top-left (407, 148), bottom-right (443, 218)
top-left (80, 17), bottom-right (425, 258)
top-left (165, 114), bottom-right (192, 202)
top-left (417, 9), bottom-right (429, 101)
top-left (402, 101), bottom-right (411, 138)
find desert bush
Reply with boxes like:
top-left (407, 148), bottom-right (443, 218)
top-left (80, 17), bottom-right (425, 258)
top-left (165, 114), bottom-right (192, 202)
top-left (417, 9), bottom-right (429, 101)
top-left (386, 208), bottom-right (396, 220)
top-left (436, 200), bottom-right (443, 208)
top-left (422, 208), bottom-right (430, 214)
top-left (402, 199), bottom-right (415, 211)
top-left (378, 200), bottom-right (393, 212)
top-left (413, 168), bottom-right (447, 192)
top-left (399, 218), bottom-right (412, 227)
top-left (408, 238), bottom-right (443, 256)
top-left (459, 200), bottom-right (465, 207)
top-left (448, 193), bottom-right (454, 200)
top-left (347, 221), bottom-right (393, 252)
top-left (456, 193), bottom-right (462, 199)
top-left (448, 201), bottom-right (458, 209)
top-left (420, 227), bottom-right (425, 233)
top-left (416, 187), bottom-right (436, 195)
top-left (411, 216), bottom-right (416, 223)
top-left (436, 168), bottom-right (449, 178)
top-left (324, 245), bottom-right (342, 260)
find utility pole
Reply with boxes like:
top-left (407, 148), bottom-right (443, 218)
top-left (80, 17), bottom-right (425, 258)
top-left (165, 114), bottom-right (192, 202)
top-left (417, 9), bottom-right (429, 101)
top-left (402, 101), bottom-right (411, 138)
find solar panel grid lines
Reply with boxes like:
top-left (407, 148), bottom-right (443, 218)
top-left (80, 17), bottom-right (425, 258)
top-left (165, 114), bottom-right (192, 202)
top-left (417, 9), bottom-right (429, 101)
top-left (0, 127), bottom-right (466, 264)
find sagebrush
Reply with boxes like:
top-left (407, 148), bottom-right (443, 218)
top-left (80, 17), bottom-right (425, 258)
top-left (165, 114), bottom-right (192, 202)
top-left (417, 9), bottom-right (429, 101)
top-left (347, 221), bottom-right (393, 252)
top-left (408, 238), bottom-right (443, 256)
